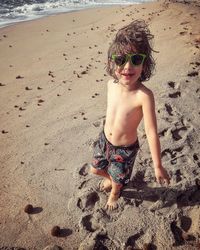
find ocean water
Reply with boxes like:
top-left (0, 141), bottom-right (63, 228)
top-left (0, 0), bottom-right (154, 28)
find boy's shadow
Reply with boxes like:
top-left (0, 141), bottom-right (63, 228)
top-left (122, 176), bottom-right (200, 208)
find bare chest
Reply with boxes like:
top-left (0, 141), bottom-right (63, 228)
top-left (106, 90), bottom-right (143, 125)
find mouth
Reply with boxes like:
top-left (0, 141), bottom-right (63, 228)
top-left (121, 73), bottom-right (135, 77)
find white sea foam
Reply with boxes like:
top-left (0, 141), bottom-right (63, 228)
top-left (0, 0), bottom-right (154, 28)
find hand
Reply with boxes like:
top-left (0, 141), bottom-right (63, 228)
top-left (154, 166), bottom-right (170, 185)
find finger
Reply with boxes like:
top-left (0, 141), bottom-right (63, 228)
top-left (156, 177), bottom-right (162, 185)
top-left (165, 177), bottom-right (170, 185)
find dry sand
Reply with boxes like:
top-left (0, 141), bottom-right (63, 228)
top-left (0, 0), bottom-right (200, 249)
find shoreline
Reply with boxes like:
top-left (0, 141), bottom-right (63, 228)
top-left (0, 0), bottom-right (200, 249)
top-left (0, 1), bottom-right (145, 30)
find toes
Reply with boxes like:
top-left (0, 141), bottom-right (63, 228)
top-left (104, 202), bottom-right (118, 211)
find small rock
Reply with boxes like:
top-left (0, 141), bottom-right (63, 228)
top-left (16, 75), bottom-right (24, 79)
top-left (51, 226), bottom-right (60, 237)
top-left (24, 204), bottom-right (33, 214)
top-left (187, 71), bottom-right (198, 77)
top-left (25, 86), bottom-right (32, 90)
top-left (38, 99), bottom-right (44, 103)
top-left (2, 130), bottom-right (8, 134)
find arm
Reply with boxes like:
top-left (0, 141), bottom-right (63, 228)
top-left (142, 89), bottom-right (170, 185)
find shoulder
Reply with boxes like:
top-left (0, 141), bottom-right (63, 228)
top-left (107, 78), bottom-right (115, 85)
top-left (139, 83), bottom-right (154, 96)
top-left (139, 84), bottom-right (154, 99)
top-left (137, 84), bottom-right (155, 107)
top-left (107, 78), bottom-right (117, 89)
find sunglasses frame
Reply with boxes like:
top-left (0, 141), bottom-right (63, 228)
top-left (111, 53), bottom-right (146, 67)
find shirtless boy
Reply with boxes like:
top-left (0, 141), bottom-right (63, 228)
top-left (90, 20), bottom-right (170, 210)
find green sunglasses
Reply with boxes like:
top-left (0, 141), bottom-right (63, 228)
top-left (111, 53), bottom-right (146, 67)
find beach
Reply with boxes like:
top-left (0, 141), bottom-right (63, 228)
top-left (0, 0), bottom-right (200, 249)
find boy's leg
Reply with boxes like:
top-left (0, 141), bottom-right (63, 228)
top-left (91, 166), bottom-right (122, 210)
top-left (105, 179), bottom-right (122, 211)
top-left (90, 166), bottom-right (112, 191)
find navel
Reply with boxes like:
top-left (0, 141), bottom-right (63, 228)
top-left (109, 133), bottom-right (112, 136)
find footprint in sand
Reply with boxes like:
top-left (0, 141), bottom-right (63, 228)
top-left (175, 169), bottom-right (182, 182)
top-left (79, 163), bottom-right (89, 177)
top-left (43, 245), bottom-right (63, 250)
top-left (78, 229), bottom-right (112, 250)
top-left (161, 146), bottom-right (184, 165)
top-left (125, 230), bottom-right (144, 249)
top-left (79, 214), bottom-right (100, 232)
top-left (172, 118), bottom-right (193, 142)
top-left (169, 91), bottom-right (181, 98)
top-left (195, 178), bottom-right (200, 189)
top-left (193, 153), bottom-right (200, 167)
top-left (177, 184), bottom-right (200, 207)
top-left (165, 103), bottom-right (173, 116)
top-left (167, 81), bottom-right (176, 89)
top-left (170, 217), bottom-right (195, 246)
top-left (170, 221), bottom-right (185, 246)
top-left (188, 189), bottom-right (200, 204)
top-left (171, 126), bottom-right (187, 141)
top-left (179, 215), bottom-right (192, 232)
top-left (77, 190), bottom-right (99, 212)
top-left (158, 128), bottom-right (168, 137)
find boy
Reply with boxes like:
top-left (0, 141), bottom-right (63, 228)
top-left (90, 20), bottom-right (170, 211)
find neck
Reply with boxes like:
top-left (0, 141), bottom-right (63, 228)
top-left (119, 80), bottom-right (141, 92)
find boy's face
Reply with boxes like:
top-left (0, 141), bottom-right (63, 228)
top-left (113, 47), bottom-right (144, 86)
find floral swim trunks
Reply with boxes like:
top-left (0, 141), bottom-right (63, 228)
top-left (91, 130), bottom-right (139, 185)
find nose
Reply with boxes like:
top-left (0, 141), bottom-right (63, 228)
top-left (123, 58), bottom-right (132, 69)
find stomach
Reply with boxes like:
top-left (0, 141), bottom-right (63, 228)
top-left (104, 123), bottom-right (138, 146)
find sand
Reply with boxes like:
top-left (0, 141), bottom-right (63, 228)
top-left (0, 0), bottom-right (200, 249)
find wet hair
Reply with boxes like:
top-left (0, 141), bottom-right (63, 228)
top-left (107, 20), bottom-right (155, 82)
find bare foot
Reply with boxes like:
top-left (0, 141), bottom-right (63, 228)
top-left (105, 192), bottom-right (120, 211)
top-left (99, 178), bottom-right (112, 192)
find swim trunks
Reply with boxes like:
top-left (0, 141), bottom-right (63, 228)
top-left (91, 130), bottom-right (139, 185)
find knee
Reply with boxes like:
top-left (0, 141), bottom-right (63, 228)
top-left (111, 180), bottom-right (123, 190)
top-left (90, 166), bottom-right (99, 175)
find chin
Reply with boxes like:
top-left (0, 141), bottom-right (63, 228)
top-left (121, 77), bottom-right (138, 85)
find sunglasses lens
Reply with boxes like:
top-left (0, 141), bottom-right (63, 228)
top-left (114, 55), bottom-right (126, 66)
top-left (131, 54), bottom-right (144, 65)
